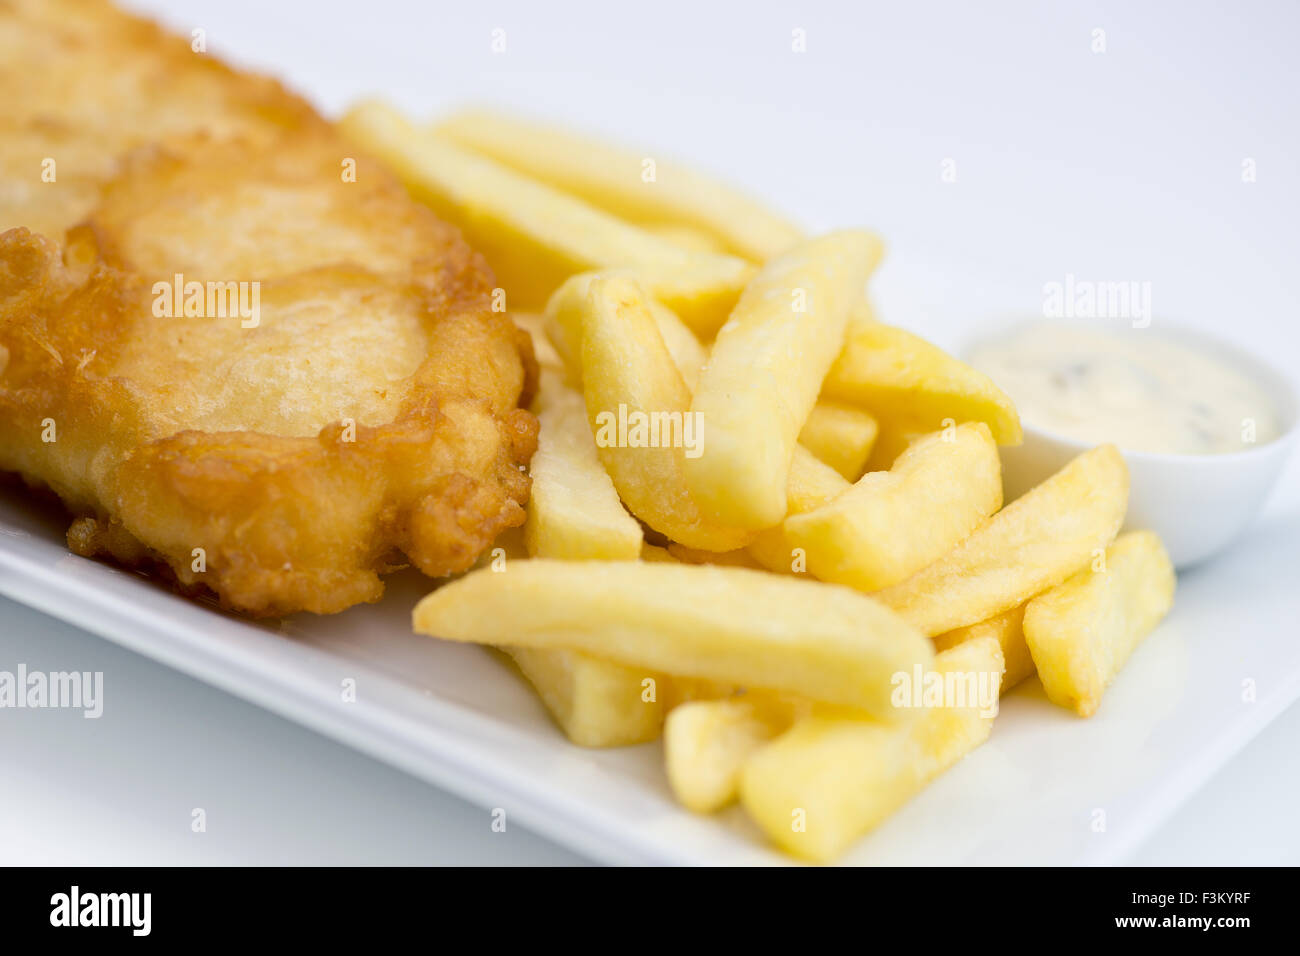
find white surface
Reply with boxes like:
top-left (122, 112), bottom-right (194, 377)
top-left (1, 0), bottom-right (1296, 864)
top-left (0, 593), bottom-right (586, 866)
top-left (2, 480), bottom-right (1298, 865)
top-left (3, 589), bottom-right (1296, 866)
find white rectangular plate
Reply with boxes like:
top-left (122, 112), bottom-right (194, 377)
top-left (2, 256), bottom-right (1297, 866)
top-left (3, 472), bottom-right (1298, 866)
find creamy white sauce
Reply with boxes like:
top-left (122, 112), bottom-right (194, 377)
top-left (968, 323), bottom-right (1280, 455)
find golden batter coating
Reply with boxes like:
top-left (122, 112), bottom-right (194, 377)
top-left (0, 0), bottom-right (537, 615)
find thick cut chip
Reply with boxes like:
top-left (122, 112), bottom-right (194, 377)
top-left (665, 543), bottom-right (765, 569)
top-left (505, 647), bottom-right (663, 747)
top-left (797, 401), bottom-right (879, 481)
top-left (524, 369), bottom-right (642, 561)
top-left (1023, 530), bottom-right (1175, 717)
top-left (341, 101), bottom-right (754, 332)
top-left (670, 448), bottom-right (850, 573)
top-left (661, 676), bottom-right (740, 710)
top-left (934, 605), bottom-right (1035, 693)
top-left (685, 231), bottom-right (884, 528)
top-left (519, 370), bottom-right (650, 745)
top-left (739, 637), bottom-right (1003, 862)
top-left (860, 421), bottom-right (930, 473)
top-left (665, 694), bottom-right (808, 813)
top-left (747, 447), bottom-right (851, 573)
top-left (823, 307), bottom-right (1022, 446)
top-left (875, 445), bottom-right (1129, 635)
top-left (643, 223), bottom-right (729, 255)
top-left (579, 275), bottom-right (752, 551)
top-left (784, 423), bottom-right (1002, 591)
top-left (545, 271), bottom-right (706, 392)
top-left (639, 543), bottom-right (679, 562)
top-left (433, 108), bottom-right (804, 262)
top-left (412, 560), bottom-right (935, 719)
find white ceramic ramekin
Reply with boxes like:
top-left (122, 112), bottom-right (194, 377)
top-left (962, 320), bottom-right (1299, 569)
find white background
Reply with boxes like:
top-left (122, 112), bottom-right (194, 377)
top-left (1, 0), bottom-right (1296, 864)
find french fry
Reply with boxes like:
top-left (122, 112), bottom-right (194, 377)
top-left (747, 446), bottom-right (850, 573)
top-left (484, 509), bottom-right (677, 751)
top-left (797, 401), bottom-right (878, 481)
top-left (782, 444), bottom-right (854, 513)
top-left (643, 223), bottom-right (729, 255)
top-left (739, 637), bottom-right (1003, 862)
top-left (1023, 530), bottom-right (1175, 717)
top-left (432, 108), bottom-right (805, 262)
top-left (506, 647), bottom-right (663, 747)
top-left (515, 369), bottom-right (653, 746)
top-left (665, 543), bottom-right (765, 569)
top-left (861, 421), bottom-right (929, 473)
top-left (412, 560), bottom-right (935, 719)
top-left (823, 305), bottom-right (1023, 446)
top-left (667, 449), bottom-right (852, 573)
top-left (875, 444), bottom-right (1129, 636)
top-left (660, 676), bottom-right (741, 710)
top-left (545, 271), bottom-right (706, 392)
top-left (473, 529), bottom-right (652, 747)
top-left (665, 694), bottom-right (809, 813)
top-left (782, 423), bottom-right (1002, 591)
top-left (685, 231), bottom-right (885, 529)
top-left (580, 275), bottom-right (752, 551)
top-left (639, 543), bottom-right (679, 563)
top-left (550, 274), bottom-right (858, 486)
top-left (340, 101), bottom-right (754, 331)
top-left (647, 307), bottom-right (707, 396)
top-left (933, 605), bottom-right (1035, 693)
top-left (524, 370), bottom-right (642, 561)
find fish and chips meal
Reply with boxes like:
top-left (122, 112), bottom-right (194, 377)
top-left (348, 103), bottom-right (1176, 861)
top-left (0, 0), bottom-right (1176, 862)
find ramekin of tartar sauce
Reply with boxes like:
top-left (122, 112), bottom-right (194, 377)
top-left (964, 319), bottom-right (1298, 568)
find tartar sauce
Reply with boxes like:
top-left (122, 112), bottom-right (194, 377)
top-left (967, 323), bottom-right (1280, 455)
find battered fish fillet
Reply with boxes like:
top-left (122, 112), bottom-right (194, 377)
top-left (0, 0), bottom-right (538, 616)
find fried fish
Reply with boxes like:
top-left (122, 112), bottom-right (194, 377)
top-left (0, 0), bottom-right (538, 616)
